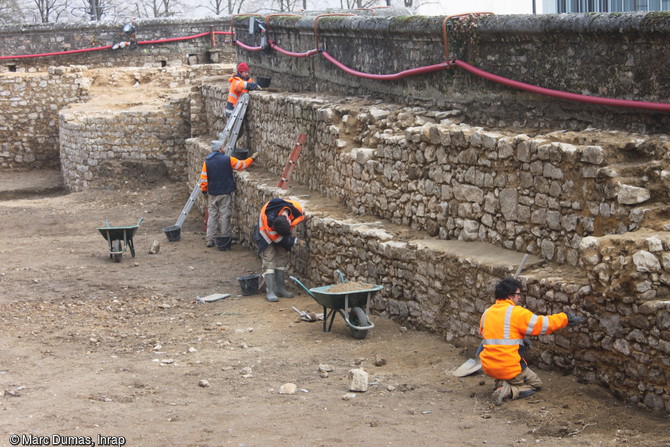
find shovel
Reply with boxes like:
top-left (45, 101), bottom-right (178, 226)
top-left (452, 357), bottom-right (482, 377)
top-left (451, 254), bottom-right (529, 377)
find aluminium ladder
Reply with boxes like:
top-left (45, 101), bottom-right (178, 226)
top-left (174, 94), bottom-right (250, 229)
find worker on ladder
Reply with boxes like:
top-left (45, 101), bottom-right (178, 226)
top-left (225, 62), bottom-right (260, 142)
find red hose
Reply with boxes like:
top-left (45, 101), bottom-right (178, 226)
top-left (0, 31), bottom-right (213, 60)
top-left (0, 45), bottom-right (113, 59)
top-left (3, 27), bottom-right (667, 113)
top-left (321, 50), bottom-right (451, 80)
top-left (235, 40), bottom-right (264, 52)
top-left (269, 41), bottom-right (318, 58)
top-left (138, 32), bottom-right (209, 45)
top-left (454, 60), bottom-right (670, 112)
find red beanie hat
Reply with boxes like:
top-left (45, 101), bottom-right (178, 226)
top-left (237, 62), bottom-right (249, 72)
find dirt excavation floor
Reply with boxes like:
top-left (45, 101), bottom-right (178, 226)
top-left (1, 171), bottom-right (669, 447)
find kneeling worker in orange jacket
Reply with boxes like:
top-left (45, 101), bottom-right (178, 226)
top-left (479, 277), bottom-right (586, 405)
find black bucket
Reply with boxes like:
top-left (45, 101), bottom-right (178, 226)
top-left (215, 236), bottom-right (232, 251)
top-left (256, 76), bottom-right (271, 88)
top-left (163, 225), bottom-right (181, 242)
top-left (236, 274), bottom-right (260, 296)
top-left (231, 148), bottom-right (249, 159)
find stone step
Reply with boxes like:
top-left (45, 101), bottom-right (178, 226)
top-left (0, 169), bottom-right (64, 200)
top-left (407, 239), bottom-right (544, 274)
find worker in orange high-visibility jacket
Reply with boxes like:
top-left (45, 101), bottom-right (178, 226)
top-left (200, 145), bottom-right (258, 248)
top-left (479, 277), bottom-right (586, 405)
top-left (225, 62), bottom-right (259, 118)
top-left (252, 198), bottom-right (305, 302)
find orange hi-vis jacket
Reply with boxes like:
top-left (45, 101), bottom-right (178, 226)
top-left (200, 154), bottom-right (254, 195)
top-left (227, 74), bottom-right (254, 108)
top-left (258, 199), bottom-right (304, 245)
top-left (479, 299), bottom-right (569, 380)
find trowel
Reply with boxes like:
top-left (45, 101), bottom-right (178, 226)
top-left (451, 254), bottom-right (529, 377)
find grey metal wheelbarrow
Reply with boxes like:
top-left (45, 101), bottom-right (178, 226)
top-left (290, 271), bottom-right (382, 339)
top-left (97, 218), bottom-right (143, 262)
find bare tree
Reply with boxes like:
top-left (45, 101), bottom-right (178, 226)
top-left (72, 0), bottom-right (128, 22)
top-left (158, 0), bottom-right (182, 16)
top-left (31, 0), bottom-right (69, 22)
top-left (88, 0), bottom-right (102, 19)
top-left (0, 0), bottom-right (22, 23)
top-left (273, 0), bottom-right (301, 12)
top-left (204, 0), bottom-right (224, 14)
top-left (386, 0), bottom-right (438, 13)
top-left (341, 0), bottom-right (377, 9)
top-left (134, 0), bottom-right (183, 18)
top-left (203, 0), bottom-right (249, 14)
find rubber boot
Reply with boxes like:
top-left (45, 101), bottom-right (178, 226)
top-left (264, 272), bottom-right (278, 302)
top-left (275, 269), bottom-right (294, 298)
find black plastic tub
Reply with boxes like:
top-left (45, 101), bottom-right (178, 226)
top-left (163, 225), bottom-right (181, 242)
top-left (237, 274), bottom-right (260, 295)
top-left (256, 76), bottom-right (271, 88)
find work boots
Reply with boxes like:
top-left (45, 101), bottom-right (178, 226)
top-left (274, 269), bottom-right (294, 298)
top-left (264, 272), bottom-right (278, 302)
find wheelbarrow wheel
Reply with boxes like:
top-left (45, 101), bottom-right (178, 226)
top-left (348, 306), bottom-right (369, 340)
top-left (111, 239), bottom-right (123, 263)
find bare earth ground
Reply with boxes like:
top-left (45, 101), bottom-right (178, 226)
top-left (0, 171), bottom-right (668, 447)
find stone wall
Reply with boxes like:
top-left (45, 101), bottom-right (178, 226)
top-left (59, 97), bottom-right (190, 191)
top-left (2, 12), bottom-right (669, 411)
top-left (0, 66), bottom-right (90, 169)
top-left (3, 12), bottom-right (668, 134)
top-left (202, 88), bottom-right (670, 267)
top-left (0, 18), bottom-right (236, 71)
top-left (236, 13), bottom-right (670, 133)
top-left (189, 85), bottom-right (670, 411)
top-left (0, 17), bottom-right (236, 171)
top-left (58, 65), bottom-right (226, 191)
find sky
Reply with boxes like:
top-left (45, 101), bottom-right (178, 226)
top-left (414, 0), bottom-right (537, 15)
top-left (185, 0), bottom-right (540, 19)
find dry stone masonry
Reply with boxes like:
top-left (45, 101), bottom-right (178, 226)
top-left (193, 85), bottom-right (670, 412)
top-left (1, 12), bottom-right (669, 412)
top-left (0, 66), bottom-right (89, 169)
top-left (57, 65), bottom-right (225, 191)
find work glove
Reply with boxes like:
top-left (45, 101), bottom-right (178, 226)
top-left (566, 312), bottom-right (586, 326)
top-left (201, 190), bottom-right (207, 195)
top-left (250, 152), bottom-right (259, 160)
top-left (246, 82), bottom-right (259, 91)
top-left (523, 339), bottom-right (532, 352)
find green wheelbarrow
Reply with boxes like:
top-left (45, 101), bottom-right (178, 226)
top-left (97, 218), bottom-right (143, 263)
top-left (290, 271), bottom-right (382, 339)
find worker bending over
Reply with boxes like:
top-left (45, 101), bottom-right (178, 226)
top-left (253, 198), bottom-right (304, 302)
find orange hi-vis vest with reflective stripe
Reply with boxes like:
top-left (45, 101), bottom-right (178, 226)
top-left (199, 153), bottom-right (254, 194)
top-left (258, 199), bottom-right (304, 245)
top-left (227, 74), bottom-right (254, 108)
top-left (479, 299), bottom-right (568, 380)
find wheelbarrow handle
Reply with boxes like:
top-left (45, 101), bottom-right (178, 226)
top-left (289, 276), bottom-right (315, 298)
top-left (136, 217), bottom-right (144, 226)
top-left (335, 269), bottom-right (345, 283)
